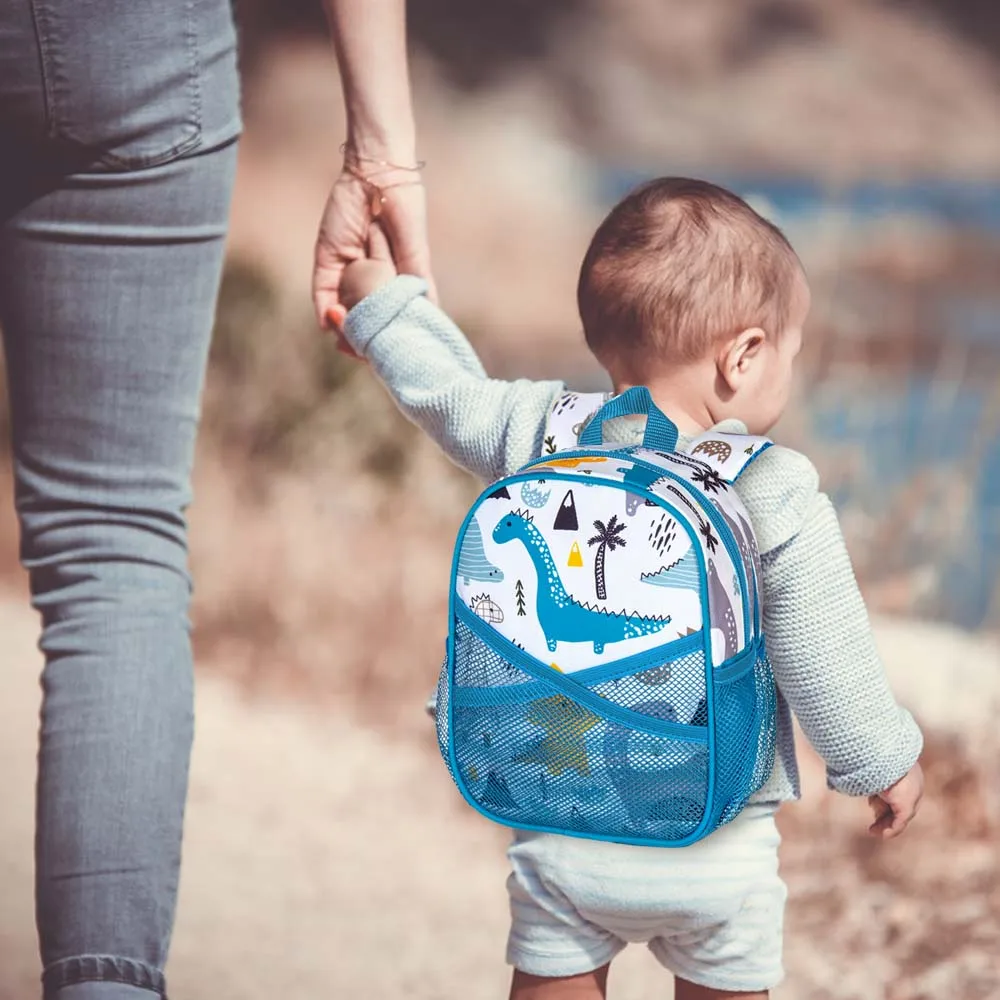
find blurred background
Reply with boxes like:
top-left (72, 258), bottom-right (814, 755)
top-left (1, 1), bottom-right (999, 998)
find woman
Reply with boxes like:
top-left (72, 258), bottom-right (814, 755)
top-left (0, 1), bottom-right (431, 997)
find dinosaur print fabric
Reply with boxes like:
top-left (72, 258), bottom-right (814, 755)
top-left (454, 452), bottom-right (750, 671)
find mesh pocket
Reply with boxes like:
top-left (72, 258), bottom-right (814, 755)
top-left (452, 619), bottom-right (534, 687)
top-left (711, 648), bottom-right (777, 828)
top-left (434, 657), bottom-right (451, 774)
top-left (588, 646), bottom-right (708, 727)
top-left (441, 620), bottom-right (710, 844)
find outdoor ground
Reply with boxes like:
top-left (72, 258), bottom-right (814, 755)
top-left (1, 598), bottom-right (997, 1000)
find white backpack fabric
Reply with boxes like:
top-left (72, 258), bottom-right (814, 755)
top-left (435, 387), bottom-right (778, 846)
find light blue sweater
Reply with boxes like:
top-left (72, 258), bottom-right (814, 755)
top-left (344, 275), bottom-right (923, 803)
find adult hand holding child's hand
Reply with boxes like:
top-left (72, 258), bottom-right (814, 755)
top-left (328, 223), bottom-right (398, 357)
top-left (340, 222), bottom-right (398, 310)
top-left (313, 156), bottom-right (434, 336)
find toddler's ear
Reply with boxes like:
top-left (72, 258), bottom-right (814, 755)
top-left (718, 327), bottom-right (765, 392)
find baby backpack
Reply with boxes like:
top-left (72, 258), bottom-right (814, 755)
top-left (435, 387), bottom-right (777, 846)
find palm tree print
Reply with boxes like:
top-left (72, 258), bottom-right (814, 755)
top-left (699, 520), bottom-right (720, 554)
top-left (588, 515), bottom-right (627, 600)
top-left (691, 466), bottom-right (727, 494)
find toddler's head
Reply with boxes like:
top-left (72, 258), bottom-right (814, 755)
top-left (577, 178), bottom-right (808, 435)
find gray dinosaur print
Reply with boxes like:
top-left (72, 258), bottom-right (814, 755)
top-left (736, 511), bottom-right (763, 626)
top-left (707, 559), bottom-right (739, 660)
top-left (713, 502), bottom-right (756, 634)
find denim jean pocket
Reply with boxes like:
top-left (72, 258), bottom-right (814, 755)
top-left (30, 0), bottom-right (202, 169)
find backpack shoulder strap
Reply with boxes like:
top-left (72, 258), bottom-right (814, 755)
top-left (686, 431), bottom-right (772, 484)
top-left (541, 390), bottom-right (611, 456)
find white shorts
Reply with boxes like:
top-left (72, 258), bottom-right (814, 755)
top-left (506, 804), bottom-right (786, 993)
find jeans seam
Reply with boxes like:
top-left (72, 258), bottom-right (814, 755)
top-left (42, 956), bottom-right (166, 999)
top-left (184, 0), bottom-right (204, 134)
top-left (27, 0), bottom-right (57, 139)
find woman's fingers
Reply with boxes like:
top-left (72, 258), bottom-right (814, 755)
top-left (367, 221), bottom-right (393, 261)
top-left (312, 175), bottom-right (369, 327)
top-left (379, 183), bottom-right (438, 301)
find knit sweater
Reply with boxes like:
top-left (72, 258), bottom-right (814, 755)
top-left (344, 275), bottom-right (923, 803)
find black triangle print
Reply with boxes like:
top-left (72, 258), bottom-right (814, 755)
top-left (488, 486), bottom-right (511, 500)
top-left (553, 489), bottom-right (578, 530)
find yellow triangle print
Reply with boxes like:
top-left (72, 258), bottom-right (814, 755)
top-left (567, 541), bottom-right (583, 567)
top-left (549, 663), bottom-right (563, 673)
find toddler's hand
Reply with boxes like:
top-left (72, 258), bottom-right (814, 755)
top-left (339, 222), bottom-right (398, 310)
top-left (325, 223), bottom-right (398, 357)
top-left (868, 762), bottom-right (924, 839)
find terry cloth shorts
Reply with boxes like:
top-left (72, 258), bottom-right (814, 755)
top-left (506, 803), bottom-right (786, 993)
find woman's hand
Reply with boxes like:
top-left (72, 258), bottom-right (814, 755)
top-left (312, 159), bottom-right (435, 332)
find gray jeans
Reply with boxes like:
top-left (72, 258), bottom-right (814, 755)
top-left (0, 2), bottom-right (241, 996)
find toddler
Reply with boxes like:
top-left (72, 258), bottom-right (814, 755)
top-left (333, 178), bottom-right (924, 1000)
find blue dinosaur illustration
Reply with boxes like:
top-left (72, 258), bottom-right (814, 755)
top-left (707, 559), bottom-right (739, 660)
top-left (458, 517), bottom-right (504, 585)
top-left (640, 547), bottom-right (701, 591)
top-left (618, 464), bottom-right (661, 492)
top-left (492, 511), bottom-right (670, 654)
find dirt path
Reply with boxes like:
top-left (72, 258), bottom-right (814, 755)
top-left (1, 600), bottom-right (997, 999)
top-left (0, 600), bottom-right (666, 999)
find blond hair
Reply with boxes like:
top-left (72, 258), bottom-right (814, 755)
top-left (577, 178), bottom-right (802, 373)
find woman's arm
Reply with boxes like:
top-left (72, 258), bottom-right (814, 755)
top-left (314, 0), bottom-right (435, 326)
top-left (323, 0), bottom-right (415, 160)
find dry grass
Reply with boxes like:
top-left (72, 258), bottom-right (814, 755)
top-left (186, 262), bottom-right (478, 730)
top-left (781, 733), bottom-right (1000, 999)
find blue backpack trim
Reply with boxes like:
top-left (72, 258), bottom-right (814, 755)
top-left (444, 469), bottom-right (722, 847)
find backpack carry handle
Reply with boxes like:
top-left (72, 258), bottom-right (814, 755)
top-left (577, 386), bottom-right (679, 453)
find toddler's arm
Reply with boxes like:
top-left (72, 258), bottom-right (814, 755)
top-left (340, 274), bottom-right (565, 482)
top-left (739, 450), bottom-right (924, 830)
